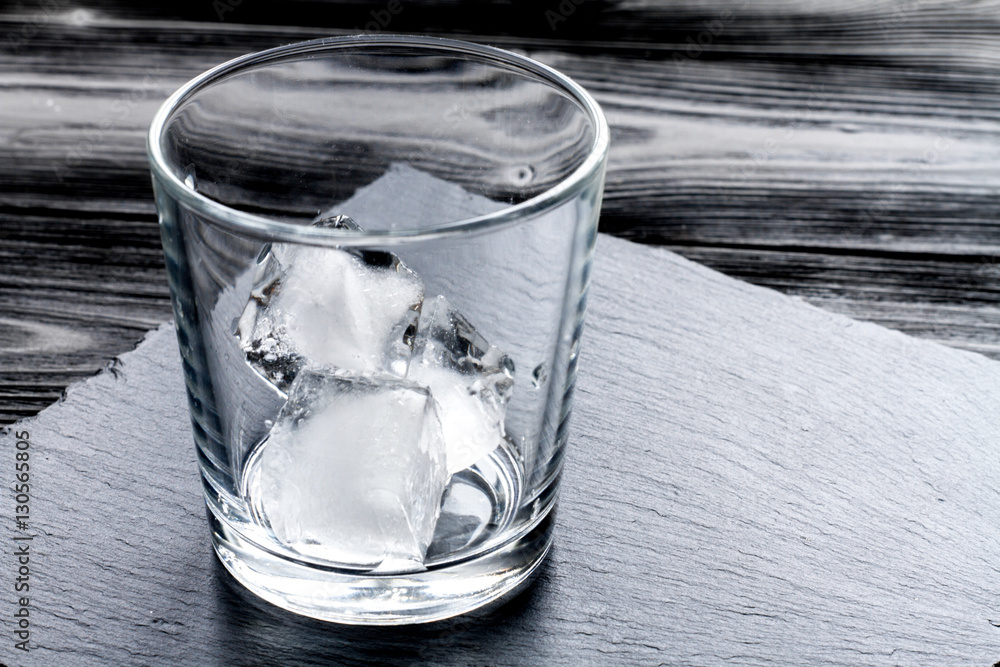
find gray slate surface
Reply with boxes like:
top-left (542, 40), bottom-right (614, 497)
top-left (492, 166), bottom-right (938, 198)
top-left (2, 234), bottom-right (999, 666)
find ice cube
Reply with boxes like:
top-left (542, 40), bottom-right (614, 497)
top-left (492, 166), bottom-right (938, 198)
top-left (313, 214), bottom-right (404, 271)
top-left (408, 295), bottom-right (515, 474)
top-left (234, 245), bottom-right (303, 390)
top-left (256, 369), bottom-right (448, 570)
top-left (236, 219), bottom-right (423, 389)
top-left (313, 213), bottom-right (358, 231)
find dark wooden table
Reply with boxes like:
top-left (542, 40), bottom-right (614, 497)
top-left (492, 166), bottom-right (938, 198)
top-left (1, 1), bottom-right (999, 665)
top-left (2, 0), bottom-right (998, 424)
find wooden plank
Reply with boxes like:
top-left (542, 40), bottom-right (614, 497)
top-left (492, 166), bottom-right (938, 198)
top-left (0, 207), bottom-right (173, 422)
top-left (5, 0), bottom-right (1000, 52)
top-left (2, 234), bottom-right (999, 665)
top-left (665, 245), bottom-right (1000, 357)
top-left (0, 2), bottom-right (998, 423)
top-left (2, 8), bottom-right (998, 254)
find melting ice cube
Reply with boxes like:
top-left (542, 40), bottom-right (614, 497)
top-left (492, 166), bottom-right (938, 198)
top-left (239, 213), bottom-right (517, 565)
top-left (408, 295), bottom-right (515, 475)
top-left (256, 369), bottom-right (448, 571)
top-left (235, 217), bottom-right (423, 389)
top-left (234, 247), bottom-right (301, 389)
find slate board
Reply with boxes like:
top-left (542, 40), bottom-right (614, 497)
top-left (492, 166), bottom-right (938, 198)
top-left (2, 234), bottom-right (999, 667)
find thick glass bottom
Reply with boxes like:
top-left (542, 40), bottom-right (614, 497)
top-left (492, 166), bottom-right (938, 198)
top-left (208, 504), bottom-right (555, 625)
top-left (240, 435), bottom-right (525, 571)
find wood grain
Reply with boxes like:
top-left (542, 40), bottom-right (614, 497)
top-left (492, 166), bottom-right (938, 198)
top-left (3, 234), bottom-right (999, 666)
top-left (0, 0), bottom-right (998, 423)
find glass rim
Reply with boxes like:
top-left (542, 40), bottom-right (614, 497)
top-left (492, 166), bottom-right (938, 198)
top-left (146, 34), bottom-right (610, 246)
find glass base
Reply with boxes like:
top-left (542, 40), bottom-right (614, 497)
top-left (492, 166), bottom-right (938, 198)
top-left (208, 505), bottom-right (554, 625)
top-left (240, 435), bottom-right (525, 570)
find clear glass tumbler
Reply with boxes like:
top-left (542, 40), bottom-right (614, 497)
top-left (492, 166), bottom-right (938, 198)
top-left (147, 35), bottom-right (608, 624)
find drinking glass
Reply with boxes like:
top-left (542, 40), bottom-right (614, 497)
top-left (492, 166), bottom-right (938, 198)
top-left (147, 35), bottom-right (608, 624)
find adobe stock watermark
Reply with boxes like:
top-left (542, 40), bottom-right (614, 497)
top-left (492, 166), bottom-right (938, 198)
top-left (216, 0), bottom-right (405, 26)
top-left (5, 0), bottom-right (68, 53)
top-left (975, 255), bottom-right (1000, 285)
top-left (876, 0), bottom-right (921, 38)
top-left (239, 98), bottom-right (295, 167)
top-left (544, 0), bottom-right (587, 31)
top-left (857, 129), bottom-right (957, 233)
top-left (213, 0), bottom-right (245, 22)
top-left (722, 84), bottom-right (829, 190)
top-left (9, 429), bottom-right (33, 654)
top-left (52, 67), bottom-right (164, 183)
top-left (405, 83), bottom-right (494, 163)
top-left (355, 0), bottom-right (405, 35)
top-left (670, 0), bottom-right (753, 71)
